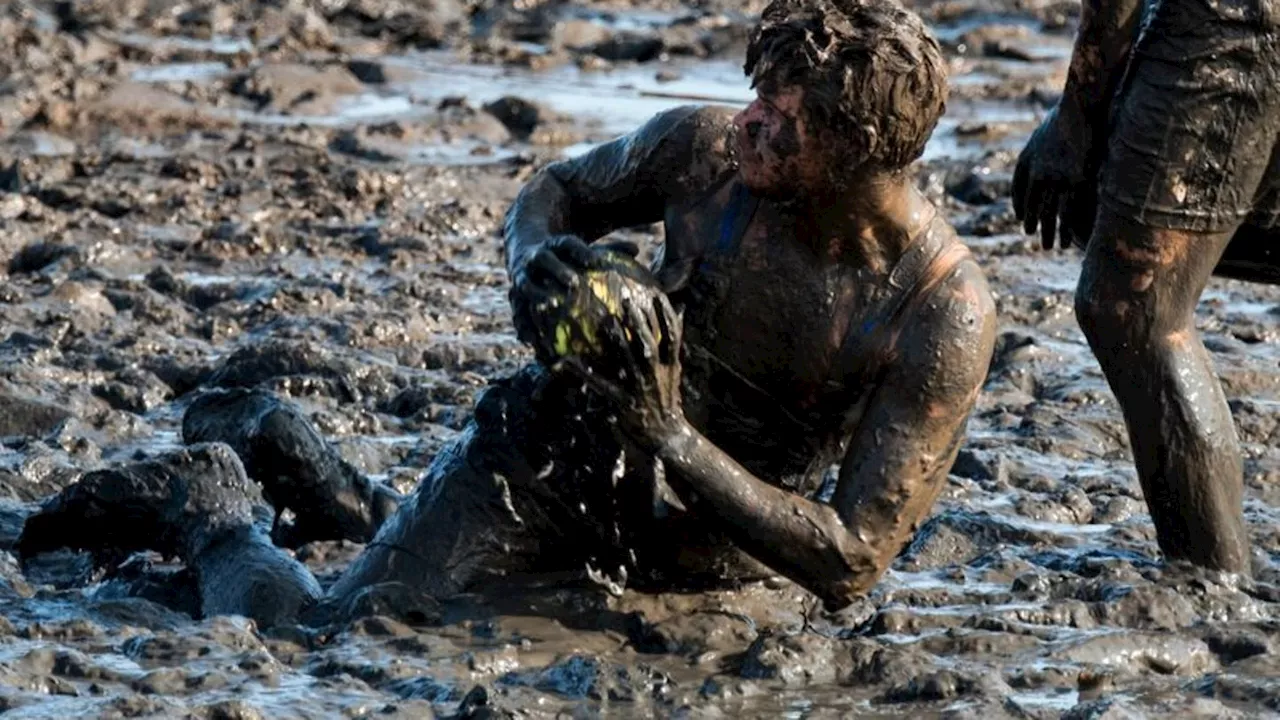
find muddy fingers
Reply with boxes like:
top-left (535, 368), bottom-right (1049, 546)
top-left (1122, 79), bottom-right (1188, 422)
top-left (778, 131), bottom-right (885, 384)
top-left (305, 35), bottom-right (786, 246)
top-left (653, 295), bottom-right (682, 366)
top-left (620, 291), bottom-right (660, 371)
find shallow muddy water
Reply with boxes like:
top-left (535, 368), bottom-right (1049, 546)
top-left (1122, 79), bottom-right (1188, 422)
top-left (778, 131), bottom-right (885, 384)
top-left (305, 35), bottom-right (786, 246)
top-left (2, 0), bottom-right (1280, 717)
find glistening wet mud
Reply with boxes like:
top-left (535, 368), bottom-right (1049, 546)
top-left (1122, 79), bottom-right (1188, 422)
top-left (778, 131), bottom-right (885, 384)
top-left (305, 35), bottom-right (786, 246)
top-left (2, 0), bottom-right (1280, 717)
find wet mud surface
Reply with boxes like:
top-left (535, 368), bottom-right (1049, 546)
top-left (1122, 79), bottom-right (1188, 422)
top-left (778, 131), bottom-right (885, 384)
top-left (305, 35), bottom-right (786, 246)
top-left (2, 0), bottom-right (1280, 717)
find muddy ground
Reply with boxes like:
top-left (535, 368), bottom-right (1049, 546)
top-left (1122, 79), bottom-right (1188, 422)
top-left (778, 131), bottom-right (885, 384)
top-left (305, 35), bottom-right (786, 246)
top-left (1, 0), bottom-right (1279, 717)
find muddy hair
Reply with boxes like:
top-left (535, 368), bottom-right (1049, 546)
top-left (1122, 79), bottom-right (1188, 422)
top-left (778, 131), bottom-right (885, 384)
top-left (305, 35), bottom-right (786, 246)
top-left (744, 0), bottom-right (948, 173)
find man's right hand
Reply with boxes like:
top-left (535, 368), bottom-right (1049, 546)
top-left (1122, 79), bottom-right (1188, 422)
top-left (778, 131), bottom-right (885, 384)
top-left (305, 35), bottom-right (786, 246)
top-left (1012, 103), bottom-right (1099, 250)
top-left (508, 235), bottom-right (642, 347)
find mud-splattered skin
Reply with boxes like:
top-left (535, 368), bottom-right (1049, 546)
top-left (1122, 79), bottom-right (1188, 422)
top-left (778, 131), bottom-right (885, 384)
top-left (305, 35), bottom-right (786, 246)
top-left (504, 102), bottom-right (997, 609)
top-left (1015, 0), bottom-right (1280, 573)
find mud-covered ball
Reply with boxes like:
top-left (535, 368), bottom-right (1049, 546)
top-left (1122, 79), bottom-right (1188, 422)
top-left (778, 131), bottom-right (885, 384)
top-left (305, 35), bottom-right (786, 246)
top-left (523, 250), bottom-right (664, 370)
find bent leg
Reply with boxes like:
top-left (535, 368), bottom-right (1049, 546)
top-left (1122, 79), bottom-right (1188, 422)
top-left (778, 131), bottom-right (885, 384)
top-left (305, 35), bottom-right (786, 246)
top-left (17, 443), bottom-right (322, 627)
top-left (1074, 210), bottom-right (1249, 573)
top-left (322, 363), bottom-right (642, 619)
top-left (182, 388), bottom-right (401, 547)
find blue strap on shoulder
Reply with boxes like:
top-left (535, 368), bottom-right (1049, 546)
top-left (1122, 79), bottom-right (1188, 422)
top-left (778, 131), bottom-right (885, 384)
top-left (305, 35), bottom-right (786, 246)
top-left (717, 182), bottom-right (748, 254)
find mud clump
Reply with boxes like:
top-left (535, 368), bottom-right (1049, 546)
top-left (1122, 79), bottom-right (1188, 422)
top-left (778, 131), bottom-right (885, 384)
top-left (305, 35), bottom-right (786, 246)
top-left (483, 96), bottom-right (551, 141)
top-left (0, 389), bottom-right (72, 439)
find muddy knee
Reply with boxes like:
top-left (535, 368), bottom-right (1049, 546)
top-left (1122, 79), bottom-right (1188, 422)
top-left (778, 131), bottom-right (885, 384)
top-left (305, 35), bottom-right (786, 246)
top-left (1072, 274), bottom-right (1155, 372)
top-left (1073, 280), bottom-right (1122, 350)
top-left (324, 365), bottom-right (582, 606)
top-left (324, 427), bottom-right (539, 604)
top-left (183, 387), bottom-right (401, 546)
top-left (1074, 220), bottom-right (1215, 360)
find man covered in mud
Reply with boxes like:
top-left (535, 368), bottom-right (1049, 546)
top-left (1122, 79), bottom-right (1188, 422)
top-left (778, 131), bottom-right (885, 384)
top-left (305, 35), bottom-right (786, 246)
top-left (1012, 0), bottom-right (1280, 575)
top-left (18, 0), bottom-right (996, 623)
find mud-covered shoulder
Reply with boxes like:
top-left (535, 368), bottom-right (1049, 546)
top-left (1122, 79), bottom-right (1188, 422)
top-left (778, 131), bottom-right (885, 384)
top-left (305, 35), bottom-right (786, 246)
top-left (504, 104), bottom-right (741, 262)
top-left (895, 250), bottom-right (998, 405)
top-left (663, 104), bottom-right (741, 202)
top-left (543, 103), bottom-right (740, 209)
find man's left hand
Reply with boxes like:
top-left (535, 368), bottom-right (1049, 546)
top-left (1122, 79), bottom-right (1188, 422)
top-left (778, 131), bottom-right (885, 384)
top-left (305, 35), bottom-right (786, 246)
top-left (1012, 103), bottom-right (1099, 249)
top-left (568, 288), bottom-right (687, 449)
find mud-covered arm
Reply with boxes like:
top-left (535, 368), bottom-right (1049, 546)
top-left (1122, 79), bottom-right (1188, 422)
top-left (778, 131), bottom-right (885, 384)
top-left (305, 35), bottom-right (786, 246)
top-left (652, 270), bottom-right (996, 610)
top-left (502, 104), bottom-right (737, 276)
top-left (824, 271), bottom-right (997, 598)
top-left (1013, 0), bottom-right (1144, 247)
top-left (1060, 0), bottom-right (1145, 125)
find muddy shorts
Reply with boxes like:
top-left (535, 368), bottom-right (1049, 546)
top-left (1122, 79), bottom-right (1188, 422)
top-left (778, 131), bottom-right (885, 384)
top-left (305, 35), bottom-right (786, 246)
top-left (1099, 0), bottom-right (1280, 232)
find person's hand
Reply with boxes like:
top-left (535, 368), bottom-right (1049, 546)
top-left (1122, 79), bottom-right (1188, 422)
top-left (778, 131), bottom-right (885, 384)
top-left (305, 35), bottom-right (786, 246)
top-left (508, 235), bottom-right (642, 346)
top-left (1012, 103), bottom-right (1099, 249)
top-left (566, 287), bottom-right (686, 449)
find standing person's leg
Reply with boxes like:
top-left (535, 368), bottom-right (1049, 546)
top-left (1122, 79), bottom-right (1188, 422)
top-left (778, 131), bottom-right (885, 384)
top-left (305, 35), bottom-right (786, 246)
top-left (1075, 216), bottom-right (1248, 571)
top-left (1215, 141), bottom-right (1280, 285)
top-left (1074, 11), bottom-right (1280, 573)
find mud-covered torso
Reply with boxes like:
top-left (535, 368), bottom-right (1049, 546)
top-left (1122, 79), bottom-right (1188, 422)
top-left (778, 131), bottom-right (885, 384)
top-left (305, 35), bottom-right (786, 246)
top-left (653, 174), bottom-right (956, 498)
top-left (502, 103), bottom-right (969, 582)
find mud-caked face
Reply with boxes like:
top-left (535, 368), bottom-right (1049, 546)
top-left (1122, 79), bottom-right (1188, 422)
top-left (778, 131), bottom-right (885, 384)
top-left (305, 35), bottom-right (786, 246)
top-left (733, 85), bottom-right (825, 200)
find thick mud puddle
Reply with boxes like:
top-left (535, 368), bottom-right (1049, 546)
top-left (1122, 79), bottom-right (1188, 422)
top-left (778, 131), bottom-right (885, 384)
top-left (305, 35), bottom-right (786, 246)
top-left (3, 0), bottom-right (1280, 717)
